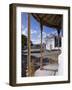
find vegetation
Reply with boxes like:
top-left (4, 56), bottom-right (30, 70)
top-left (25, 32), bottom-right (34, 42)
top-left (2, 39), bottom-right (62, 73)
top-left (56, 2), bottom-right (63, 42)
top-left (22, 35), bottom-right (33, 48)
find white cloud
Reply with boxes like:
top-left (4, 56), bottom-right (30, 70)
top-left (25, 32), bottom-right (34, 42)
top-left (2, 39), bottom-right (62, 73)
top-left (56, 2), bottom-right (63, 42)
top-left (31, 29), bottom-right (37, 34)
top-left (21, 26), bottom-right (47, 44)
top-left (22, 26), bottom-right (38, 36)
top-left (31, 31), bottom-right (47, 44)
top-left (37, 31), bottom-right (47, 39)
top-left (51, 31), bottom-right (57, 35)
top-left (22, 28), bottom-right (28, 36)
top-left (21, 24), bottom-right (24, 30)
top-left (43, 32), bottom-right (47, 38)
top-left (37, 34), bottom-right (40, 38)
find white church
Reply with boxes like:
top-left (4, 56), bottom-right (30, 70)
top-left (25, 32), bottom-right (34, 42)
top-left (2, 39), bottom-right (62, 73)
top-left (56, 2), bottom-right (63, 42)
top-left (45, 34), bottom-right (62, 50)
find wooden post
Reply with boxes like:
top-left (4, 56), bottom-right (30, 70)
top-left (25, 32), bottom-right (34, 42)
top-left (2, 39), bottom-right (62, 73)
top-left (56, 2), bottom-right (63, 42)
top-left (56, 29), bottom-right (60, 64)
top-left (57, 30), bottom-right (60, 49)
top-left (27, 13), bottom-right (31, 76)
top-left (40, 23), bottom-right (43, 70)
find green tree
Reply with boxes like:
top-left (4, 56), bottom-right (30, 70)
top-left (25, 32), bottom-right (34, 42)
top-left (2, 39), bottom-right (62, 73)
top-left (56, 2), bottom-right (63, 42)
top-left (22, 35), bottom-right (27, 48)
top-left (22, 35), bottom-right (33, 48)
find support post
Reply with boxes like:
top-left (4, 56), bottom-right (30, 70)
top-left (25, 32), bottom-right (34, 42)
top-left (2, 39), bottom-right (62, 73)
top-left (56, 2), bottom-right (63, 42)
top-left (40, 23), bottom-right (43, 70)
top-left (27, 13), bottom-right (31, 76)
top-left (57, 30), bottom-right (60, 49)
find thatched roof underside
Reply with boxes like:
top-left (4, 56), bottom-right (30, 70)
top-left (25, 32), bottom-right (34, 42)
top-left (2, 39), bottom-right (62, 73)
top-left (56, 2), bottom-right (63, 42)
top-left (32, 13), bottom-right (63, 30)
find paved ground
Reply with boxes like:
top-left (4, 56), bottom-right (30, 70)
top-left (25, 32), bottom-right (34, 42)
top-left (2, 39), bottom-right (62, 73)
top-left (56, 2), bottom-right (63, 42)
top-left (34, 63), bottom-right (58, 76)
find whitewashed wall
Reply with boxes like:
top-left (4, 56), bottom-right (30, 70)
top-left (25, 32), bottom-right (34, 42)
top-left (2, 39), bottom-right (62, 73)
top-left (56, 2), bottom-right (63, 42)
top-left (46, 37), bottom-right (61, 50)
top-left (46, 38), bottom-right (54, 50)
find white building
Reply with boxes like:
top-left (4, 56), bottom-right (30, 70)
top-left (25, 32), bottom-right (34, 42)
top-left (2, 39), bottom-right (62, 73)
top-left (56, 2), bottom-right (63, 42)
top-left (34, 36), bottom-right (63, 76)
top-left (45, 35), bottom-right (62, 50)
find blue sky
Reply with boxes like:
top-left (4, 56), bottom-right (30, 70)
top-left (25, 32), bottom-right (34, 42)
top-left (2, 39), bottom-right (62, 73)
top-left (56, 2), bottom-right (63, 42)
top-left (21, 12), bottom-right (62, 44)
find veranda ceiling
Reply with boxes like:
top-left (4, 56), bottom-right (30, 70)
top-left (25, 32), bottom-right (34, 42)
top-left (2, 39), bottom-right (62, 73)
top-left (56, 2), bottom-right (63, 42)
top-left (32, 13), bottom-right (63, 30)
